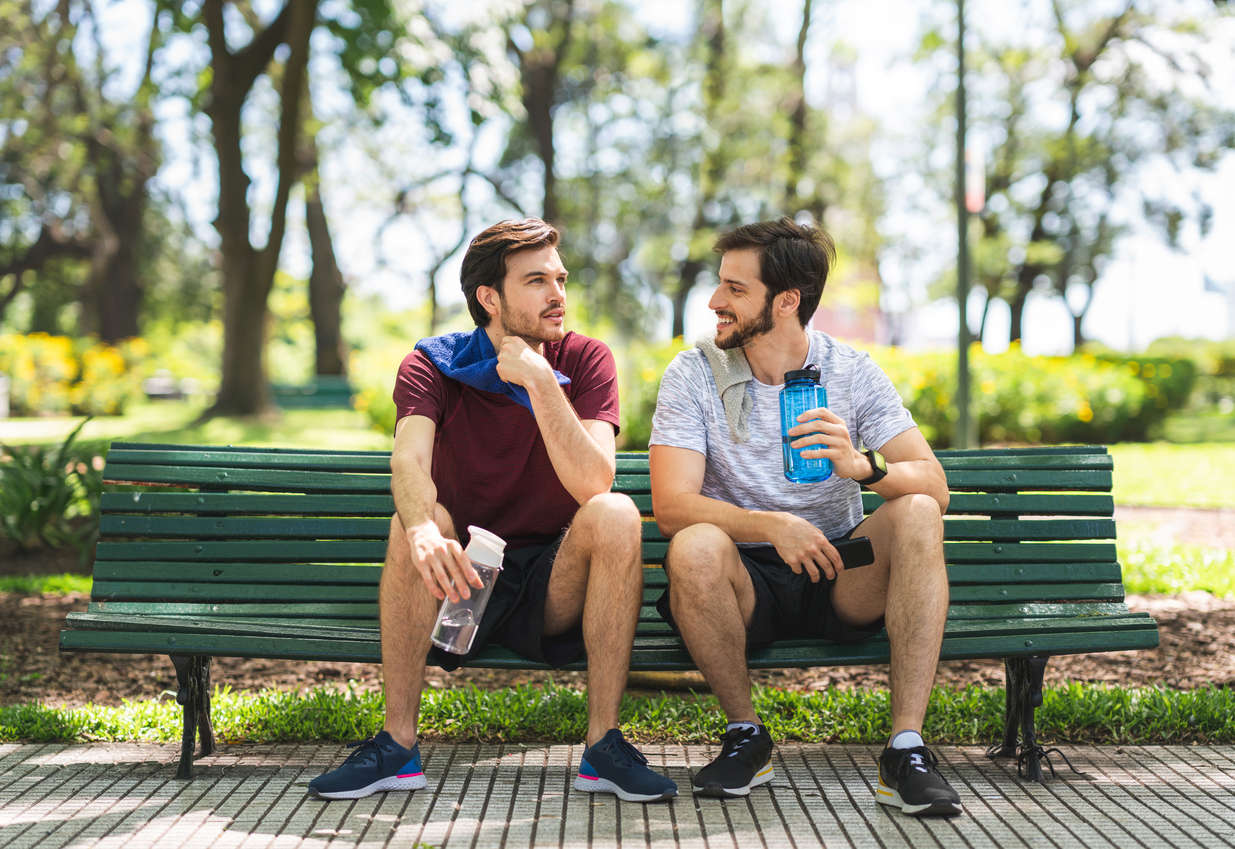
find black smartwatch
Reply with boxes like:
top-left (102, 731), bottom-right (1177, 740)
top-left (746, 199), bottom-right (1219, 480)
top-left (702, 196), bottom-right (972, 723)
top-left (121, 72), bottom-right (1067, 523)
top-left (855, 448), bottom-right (888, 486)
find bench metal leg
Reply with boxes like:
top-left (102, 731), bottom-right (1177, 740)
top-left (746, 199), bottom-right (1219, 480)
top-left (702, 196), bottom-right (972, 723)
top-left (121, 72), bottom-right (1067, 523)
top-left (987, 655), bottom-right (1050, 781)
top-left (171, 655), bottom-right (214, 779)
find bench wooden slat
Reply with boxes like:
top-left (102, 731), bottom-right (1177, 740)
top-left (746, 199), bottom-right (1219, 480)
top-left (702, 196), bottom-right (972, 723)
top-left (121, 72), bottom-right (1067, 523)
top-left (89, 559), bottom-right (1123, 592)
top-left (85, 599), bottom-right (1140, 622)
top-left (97, 514), bottom-right (1116, 543)
top-left (59, 619), bottom-right (1160, 668)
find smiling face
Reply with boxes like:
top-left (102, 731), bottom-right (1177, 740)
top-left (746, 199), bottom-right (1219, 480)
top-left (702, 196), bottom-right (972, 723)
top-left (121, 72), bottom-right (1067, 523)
top-left (710, 248), bottom-right (775, 350)
top-left (483, 245), bottom-right (569, 345)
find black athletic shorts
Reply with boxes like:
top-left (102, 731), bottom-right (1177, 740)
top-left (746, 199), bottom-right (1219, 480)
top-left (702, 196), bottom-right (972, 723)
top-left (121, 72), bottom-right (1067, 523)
top-left (656, 525), bottom-right (886, 648)
top-left (426, 530), bottom-right (584, 672)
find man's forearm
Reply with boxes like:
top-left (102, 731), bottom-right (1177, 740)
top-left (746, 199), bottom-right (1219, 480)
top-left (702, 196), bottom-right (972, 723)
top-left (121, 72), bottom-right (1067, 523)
top-left (390, 450), bottom-right (441, 533)
top-left (524, 373), bottom-right (615, 504)
top-left (862, 458), bottom-right (949, 514)
top-left (654, 491), bottom-right (783, 543)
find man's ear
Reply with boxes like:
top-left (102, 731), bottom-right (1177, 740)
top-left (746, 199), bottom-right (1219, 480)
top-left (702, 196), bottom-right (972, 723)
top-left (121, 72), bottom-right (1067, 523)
top-left (776, 288), bottom-right (801, 317)
top-left (476, 284), bottom-right (501, 320)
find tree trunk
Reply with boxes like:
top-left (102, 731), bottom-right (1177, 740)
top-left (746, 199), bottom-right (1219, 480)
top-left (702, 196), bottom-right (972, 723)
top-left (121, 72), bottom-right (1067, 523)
top-left (672, 258), bottom-right (705, 339)
top-left (785, 0), bottom-right (813, 215)
top-left (518, 0), bottom-right (575, 224)
top-left (88, 174), bottom-right (146, 343)
top-left (306, 183), bottom-right (347, 376)
top-left (202, 0), bottom-right (311, 417)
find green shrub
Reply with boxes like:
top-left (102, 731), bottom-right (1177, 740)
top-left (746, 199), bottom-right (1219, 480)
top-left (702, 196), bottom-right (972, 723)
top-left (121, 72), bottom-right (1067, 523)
top-left (0, 333), bottom-right (144, 416)
top-left (0, 419), bottom-right (103, 556)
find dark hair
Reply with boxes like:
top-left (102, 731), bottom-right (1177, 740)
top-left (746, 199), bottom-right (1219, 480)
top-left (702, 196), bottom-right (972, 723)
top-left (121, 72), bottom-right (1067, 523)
top-left (713, 217), bottom-right (837, 326)
top-left (460, 218), bottom-right (560, 326)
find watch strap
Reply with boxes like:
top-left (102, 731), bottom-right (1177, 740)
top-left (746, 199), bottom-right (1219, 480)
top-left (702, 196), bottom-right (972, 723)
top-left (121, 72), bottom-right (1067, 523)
top-left (856, 448), bottom-right (888, 486)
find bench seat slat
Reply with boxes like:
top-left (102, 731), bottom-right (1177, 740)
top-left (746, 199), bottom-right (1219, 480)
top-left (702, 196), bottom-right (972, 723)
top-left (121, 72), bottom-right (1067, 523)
top-left (59, 622), bottom-right (1160, 668)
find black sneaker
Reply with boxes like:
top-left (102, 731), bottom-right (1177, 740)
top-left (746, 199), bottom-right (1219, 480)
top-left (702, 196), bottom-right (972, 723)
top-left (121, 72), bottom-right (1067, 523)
top-left (692, 724), bottom-right (774, 797)
top-left (573, 729), bottom-right (678, 802)
top-left (876, 745), bottom-right (962, 816)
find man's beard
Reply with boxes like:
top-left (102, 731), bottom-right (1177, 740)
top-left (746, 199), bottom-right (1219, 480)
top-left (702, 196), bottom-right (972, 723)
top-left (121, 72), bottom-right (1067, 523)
top-left (715, 299), bottom-right (774, 350)
top-left (499, 303), bottom-right (566, 345)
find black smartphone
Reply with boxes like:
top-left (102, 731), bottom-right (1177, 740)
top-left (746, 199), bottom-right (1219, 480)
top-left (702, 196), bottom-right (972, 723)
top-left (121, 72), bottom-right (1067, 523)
top-left (834, 536), bottom-right (875, 570)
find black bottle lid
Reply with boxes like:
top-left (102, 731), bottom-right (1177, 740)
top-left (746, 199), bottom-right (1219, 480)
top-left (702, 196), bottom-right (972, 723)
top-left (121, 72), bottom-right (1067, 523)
top-left (783, 365), bottom-right (820, 384)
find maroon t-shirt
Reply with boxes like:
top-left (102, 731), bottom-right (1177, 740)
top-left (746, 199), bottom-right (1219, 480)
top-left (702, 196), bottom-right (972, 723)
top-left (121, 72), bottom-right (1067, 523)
top-left (393, 331), bottom-right (621, 548)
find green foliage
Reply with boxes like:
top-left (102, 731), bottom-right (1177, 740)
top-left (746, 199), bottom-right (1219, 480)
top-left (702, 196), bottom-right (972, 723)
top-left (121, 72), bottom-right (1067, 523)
top-left (0, 418), bottom-right (102, 555)
top-left (0, 333), bottom-right (145, 416)
top-left (1119, 540), bottom-right (1235, 598)
top-left (613, 341), bottom-right (1199, 449)
top-left (616, 336), bottom-right (690, 449)
top-left (5, 682), bottom-right (1235, 745)
top-left (0, 573), bottom-right (93, 596)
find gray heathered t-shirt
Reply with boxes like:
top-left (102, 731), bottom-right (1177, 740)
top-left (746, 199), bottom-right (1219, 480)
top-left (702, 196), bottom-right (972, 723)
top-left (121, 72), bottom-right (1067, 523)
top-left (649, 330), bottom-right (916, 542)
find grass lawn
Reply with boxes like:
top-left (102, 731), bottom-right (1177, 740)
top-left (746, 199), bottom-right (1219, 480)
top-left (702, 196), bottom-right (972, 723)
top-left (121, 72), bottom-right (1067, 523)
top-left (4, 682), bottom-right (1234, 745)
top-left (1108, 443), bottom-right (1235, 509)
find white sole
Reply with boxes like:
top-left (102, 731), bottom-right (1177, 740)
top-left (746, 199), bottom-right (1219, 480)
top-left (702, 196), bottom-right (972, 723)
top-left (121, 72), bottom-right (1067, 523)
top-left (694, 763), bottom-right (774, 798)
top-left (573, 775), bottom-right (676, 802)
top-left (875, 778), bottom-right (962, 816)
top-left (312, 773), bottom-right (427, 800)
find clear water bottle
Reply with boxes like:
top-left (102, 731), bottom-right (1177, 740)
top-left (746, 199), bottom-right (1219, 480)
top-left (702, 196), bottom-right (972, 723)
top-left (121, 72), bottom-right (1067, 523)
top-left (430, 525), bottom-right (506, 655)
top-left (780, 366), bottom-right (832, 483)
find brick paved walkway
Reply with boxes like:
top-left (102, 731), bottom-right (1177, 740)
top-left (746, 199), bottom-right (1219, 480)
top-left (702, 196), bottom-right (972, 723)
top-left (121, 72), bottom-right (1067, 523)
top-left (0, 742), bottom-right (1231, 848)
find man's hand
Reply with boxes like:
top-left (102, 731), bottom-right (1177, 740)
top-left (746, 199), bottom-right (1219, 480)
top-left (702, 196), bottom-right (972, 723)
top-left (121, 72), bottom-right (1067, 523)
top-left (495, 336), bottom-right (554, 390)
top-left (768, 512), bottom-right (844, 582)
top-left (787, 407), bottom-right (869, 480)
top-left (405, 521), bottom-right (482, 603)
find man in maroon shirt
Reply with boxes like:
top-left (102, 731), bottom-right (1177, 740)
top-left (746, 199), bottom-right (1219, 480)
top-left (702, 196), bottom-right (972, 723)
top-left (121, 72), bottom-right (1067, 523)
top-left (310, 219), bottom-right (676, 803)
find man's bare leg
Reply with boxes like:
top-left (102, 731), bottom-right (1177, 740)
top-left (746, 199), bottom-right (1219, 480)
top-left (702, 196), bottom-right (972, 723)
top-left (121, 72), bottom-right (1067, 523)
top-left (542, 492), bottom-right (644, 745)
top-left (662, 523), bottom-right (759, 723)
top-left (831, 493), bottom-right (949, 736)
top-left (381, 506), bottom-right (456, 748)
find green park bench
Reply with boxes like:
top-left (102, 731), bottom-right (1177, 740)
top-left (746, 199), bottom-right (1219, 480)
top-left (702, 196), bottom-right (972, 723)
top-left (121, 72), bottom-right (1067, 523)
top-left (60, 442), bottom-right (1158, 782)
top-left (270, 375), bottom-right (354, 409)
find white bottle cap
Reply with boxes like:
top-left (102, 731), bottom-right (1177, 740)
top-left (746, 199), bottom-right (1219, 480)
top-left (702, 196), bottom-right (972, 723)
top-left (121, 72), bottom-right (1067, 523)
top-left (464, 525), bottom-right (506, 570)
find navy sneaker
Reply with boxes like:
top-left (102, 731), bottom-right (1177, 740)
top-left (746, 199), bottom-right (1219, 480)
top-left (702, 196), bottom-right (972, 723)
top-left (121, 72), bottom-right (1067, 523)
top-left (574, 729), bottom-right (677, 802)
top-left (308, 731), bottom-right (426, 800)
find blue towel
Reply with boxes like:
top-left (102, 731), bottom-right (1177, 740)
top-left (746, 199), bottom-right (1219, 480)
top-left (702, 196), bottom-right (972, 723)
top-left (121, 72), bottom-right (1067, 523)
top-left (414, 328), bottom-right (570, 412)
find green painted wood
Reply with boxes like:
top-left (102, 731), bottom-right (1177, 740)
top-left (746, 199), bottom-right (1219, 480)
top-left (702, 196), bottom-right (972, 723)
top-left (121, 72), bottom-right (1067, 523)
top-left (102, 464), bottom-right (391, 493)
top-left (58, 621), bottom-right (1158, 668)
top-left (100, 492), bottom-right (398, 516)
top-left (106, 448), bottom-right (387, 473)
top-left (95, 540), bottom-right (388, 562)
top-left (610, 470), bottom-right (1113, 493)
top-left (948, 582), bottom-right (1126, 602)
top-left (67, 440), bottom-right (1157, 678)
top-left (91, 561), bottom-right (382, 584)
top-left (101, 515), bottom-right (393, 539)
top-left (865, 492), bottom-right (1115, 516)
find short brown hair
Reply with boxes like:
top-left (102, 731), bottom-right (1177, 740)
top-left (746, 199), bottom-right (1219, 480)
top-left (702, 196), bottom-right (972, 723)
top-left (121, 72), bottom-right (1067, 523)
top-left (460, 219), bottom-right (560, 326)
top-left (713, 217), bottom-right (837, 326)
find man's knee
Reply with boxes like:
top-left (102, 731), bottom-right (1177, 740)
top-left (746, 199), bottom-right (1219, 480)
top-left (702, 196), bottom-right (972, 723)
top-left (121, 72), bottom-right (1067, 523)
top-left (665, 523), bottom-right (733, 585)
top-left (883, 494), bottom-right (944, 539)
top-left (575, 492), bottom-right (642, 543)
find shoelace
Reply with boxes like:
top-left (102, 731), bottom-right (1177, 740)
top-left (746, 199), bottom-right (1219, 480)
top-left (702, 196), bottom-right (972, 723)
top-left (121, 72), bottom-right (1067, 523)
top-left (602, 735), bottom-right (649, 768)
top-left (895, 746), bottom-right (941, 779)
top-left (341, 736), bottom-right (390, 768)
top-left (720, 726), bottom-right (760, 759)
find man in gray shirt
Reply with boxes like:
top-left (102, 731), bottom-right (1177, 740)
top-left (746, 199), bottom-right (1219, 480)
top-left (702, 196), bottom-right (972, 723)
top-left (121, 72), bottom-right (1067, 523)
top-left (649, 217), bottom-right (962, 817)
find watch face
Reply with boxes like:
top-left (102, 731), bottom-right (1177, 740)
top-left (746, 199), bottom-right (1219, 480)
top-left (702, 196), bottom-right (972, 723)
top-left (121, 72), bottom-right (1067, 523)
top-left (873, 451), bottom-right (887, 473)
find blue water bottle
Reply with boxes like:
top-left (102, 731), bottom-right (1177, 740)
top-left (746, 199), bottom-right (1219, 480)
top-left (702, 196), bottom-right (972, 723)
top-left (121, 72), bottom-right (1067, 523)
top-left (780, 366), bottom-right (832, 483)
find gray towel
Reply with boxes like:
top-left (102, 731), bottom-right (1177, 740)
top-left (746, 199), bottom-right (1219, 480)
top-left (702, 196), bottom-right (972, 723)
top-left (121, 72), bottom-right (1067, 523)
top-left (696, 337), bottom-right (753, 442)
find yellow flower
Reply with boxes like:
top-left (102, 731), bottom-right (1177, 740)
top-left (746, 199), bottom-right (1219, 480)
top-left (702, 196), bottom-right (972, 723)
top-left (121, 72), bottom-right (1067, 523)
top-left (1077, 403), bottom-right (1093, 422)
